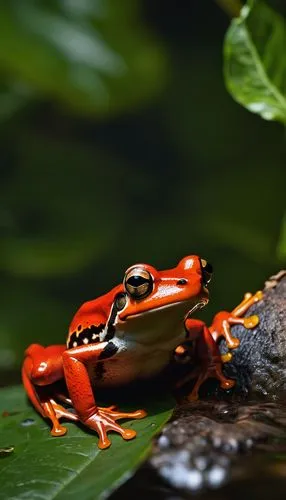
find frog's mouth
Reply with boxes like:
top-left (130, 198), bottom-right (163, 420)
top-left (121, 297), bottom-right (209, 321)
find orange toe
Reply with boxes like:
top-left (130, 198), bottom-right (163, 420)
top-left (244, 315), bottom-right (259, 329)
top-left (50, 425), bottom-right (67, 437)
top-left (122, 428), bottom-right (137, 440)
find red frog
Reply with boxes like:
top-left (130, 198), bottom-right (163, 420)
top-left (22, 256), bottom-right (263, 449)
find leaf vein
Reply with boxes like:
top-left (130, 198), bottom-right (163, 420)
top-left (242, 19), bottom-right (286, 112)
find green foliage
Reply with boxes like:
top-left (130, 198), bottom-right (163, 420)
top-left (0, 138), bottom-right (130, 277)
top-left (0, 386), bottom-right (174, 500)
top-left (277, 214), bottom-right (286, 261)
top-left (0, 0), bottom-right (166, 118)
top-left (224, 0), bottom-right (286, 123)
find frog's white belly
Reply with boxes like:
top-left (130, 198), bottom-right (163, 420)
top-left (89, 328), bottom-right (185, 388)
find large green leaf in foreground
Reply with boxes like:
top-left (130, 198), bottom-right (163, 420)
top-left (0, 386), bottom-right (173, 500)
top-left (224, 0), bottom-right (286, 124)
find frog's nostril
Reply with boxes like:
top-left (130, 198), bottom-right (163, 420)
top-left (177, 278), bottom-right (188, 285)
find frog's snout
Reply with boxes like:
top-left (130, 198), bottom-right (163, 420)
top-left (200, 259), bottom-right (213, 286)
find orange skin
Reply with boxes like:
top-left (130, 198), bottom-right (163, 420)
top-left (22, 256), bottom-right (263, 449)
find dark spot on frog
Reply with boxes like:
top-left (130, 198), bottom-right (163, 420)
top-left (77, 325), bottom-right (82, 331)
top-left (99, 341), bottom-right (118, 360)
top-left (95, 361), bottom-right (106, 381)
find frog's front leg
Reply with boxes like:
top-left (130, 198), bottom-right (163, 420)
top-left (62, 342), bottom-right (146, 449)
top-left (210, 290), bottom-right (263, 349)
top-left (176, 319), bottom-right (235, 400)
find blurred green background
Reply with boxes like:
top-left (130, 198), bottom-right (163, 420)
top-left (0, 0), bottom-right (285, 384)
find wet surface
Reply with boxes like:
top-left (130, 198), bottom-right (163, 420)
top-left (111, 400), bottom-right (286, 499)
top-left (20, 417), bottom-right (35, 427)
top-left (0, 446), bottom-right (14, 458)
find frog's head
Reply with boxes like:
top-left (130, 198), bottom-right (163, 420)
top-left (114, 255), bottom-right (212, 342)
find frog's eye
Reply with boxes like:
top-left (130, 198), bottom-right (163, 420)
top-left (124, 268), bottom-right (153, 299)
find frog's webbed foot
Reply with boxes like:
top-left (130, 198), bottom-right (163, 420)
top-left (210, 290), bottom-right (263, 350)
top-left (42, 399), bottom-right (79, 437)
top-left (177, 360), bottom-right (235, 402)
top-left (82, 407), bottom-right (147, 449)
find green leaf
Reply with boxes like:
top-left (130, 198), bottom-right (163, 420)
top-left (0, 386), bottom-right (174, 499)
top-left (0, 0), bottom-right (166, 117)
top-left (224, 0), bottom-right (286, 124)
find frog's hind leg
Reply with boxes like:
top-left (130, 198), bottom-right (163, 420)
top-left (177, 323), bottom-right (235, 401)
top-left (22, 344), bottom-right (78, 436)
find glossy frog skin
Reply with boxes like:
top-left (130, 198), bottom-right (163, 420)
top-left (22, 256), bottom-right (263, 449)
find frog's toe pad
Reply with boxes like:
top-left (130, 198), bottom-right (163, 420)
top-left (51, 425), bottom-right (67, 437)
top-left (220, 378), bottom-right (235, 390)
top-left (254, 290), bottom-right (263, 301)
top-left (221, 352), bottom-right (232, 363)
top-left (121, 428), bottom-right (137, 440)
top-left (227, 337), bottom-right (240, 349)
top-left (98, 436), bottom-right (111, 449)
top-left (244, 315), bottom-right (259, 329)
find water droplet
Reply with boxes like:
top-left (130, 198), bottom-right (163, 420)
top-left (0, 446), bottom-right (14, 457)
top-left (21, 418), bottom-right (35, 427)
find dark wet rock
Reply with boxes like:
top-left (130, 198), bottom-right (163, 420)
top-left (150, 400), bottom-right (286, 494)
top-left (221, 271), bottom-right (286, 399)
top-left (112, 401), bottom-right (286, 499)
